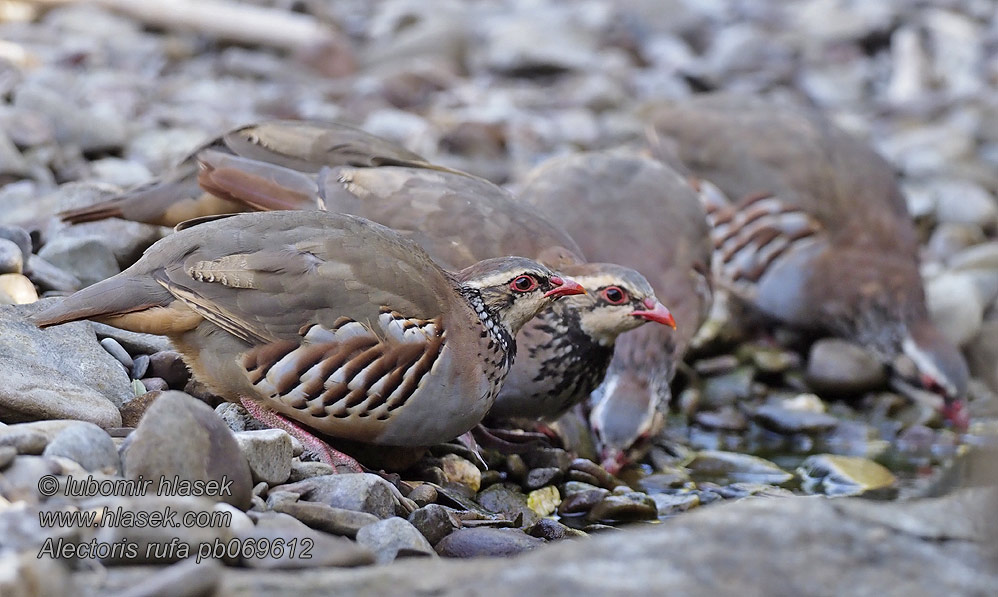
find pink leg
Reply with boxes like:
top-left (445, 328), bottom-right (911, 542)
top-left (239, 398), bottom-right (363, 473)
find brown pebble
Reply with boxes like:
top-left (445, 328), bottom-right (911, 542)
top-left (119, 391), bottom-right (163, 427)
top-left (149, 350), bottom-right (191, 388)
top-left (407, 483), bottom-right (438, 507)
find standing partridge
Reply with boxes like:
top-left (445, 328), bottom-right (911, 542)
top-left (516, 150), bottom-right (714, 472)
top-left (31, 210), bottom-right (585, 468)
top-left (58, 120), bottom-right (447, 227)
top-left (647, 93), bottom-right (969, 424)
top-left (194, 149), bottom-right (678, 427)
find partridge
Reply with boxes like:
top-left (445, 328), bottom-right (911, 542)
top-left (516, 150), bottom-right (714, 471)
top-left (647, 93), bottom-right (969, 423)
top-left (195, 149), bottom-right (678, 424)
top-left (31, 210), bottom-right (585, 468)
top-left (58, 120), bottom-right (445, 227)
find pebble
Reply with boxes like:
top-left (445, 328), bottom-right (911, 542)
top-left (407, 483), bottom-right (438, 507)
top-left (272, 500), bottom-right (378, 538)
top-left (121, 391), bottom-right (253, 509)
top-left (524, 518), bottom-right (587, 541)
top-left (275, 474), bottom-right (397, 519)
top-left (130, 354), bottom-right (150, 380)
top-left (694, 407), bottom-right (749, 431)
top-left (700, 366), bottom-right (755, 409)
top-left (24, 255), bottom-right (81, 293)
top-left (477, 483), bottom-right (539, 527)
top-left (0, 551), bottom-right (70, 597)
top-left (651, 492), bottom-right (701, 516)
top-left (797, 454), bottom-right (898, 498)
top-left (440, 453), bottom-right (481, 492)
top-left (355, 516), bottom-right (436, 563)
top-left (0, 238), bottom-right (23, 274)
top-left (148, 350), bottom-right (191, 389)
top-left (434, 527), bottom-right (545, 558)
top-left (0, 274), bottom-right (39, 304)
top-left (568, 458), bottom-right (618, 489)
top-left (0, 445), bottom-right (15, 468)
top-left (930, 178), bottom-right (998, 230)
top-left (42, 422), bottom-right (119, 473)
top-left (408, 504), bottom-right (461, 545)
top-left (119, 390), bottom-right (162, 427)
top-left (100, 337), bottom-right (134, 371)
top-left (287, 460), bottom-right (337, 483)
top-left (0, 427), bottom-right (49, 454)
top-left (0, 225), bottom-right (32, 266)
top-left (91, 323), bottom-right (173, 356)
top-left (587, 492), bottom-right (658, 523)
top-left (805, 339), bottom-right (888, 396)
top-left (687, 450), bottom-right (794, 485)
top-left (526, 486), bottom-right (561, 517)
top-left (925, 272), bottom-right (985, 346)
top-left (634, 469), bottom-right (691, 493)
top-left (965, 321), bottom-right (998, 393)
top-left (752, 403), bottom-right (839, 435)
top-left (524, 466), bottom-right (563, 490)
top-left (557, 488), bottom-right (610, 517)
top-left (37, 236), bottom-right (120, 288)
top-left (234, 429), bottom-right (293, 486)
top-left (523, 447), bottom-right (573, 471)
top-left (95, 558), bottom-right (221, 597)
top-left (238, 512), bottom-right (375, 569)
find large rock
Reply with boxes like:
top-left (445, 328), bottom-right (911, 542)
top-left (274, 474), bottom-right (397, 519)
top-left (121, 391), bottom-right (253, 509)
top-left (181, 488), bottom-right (998, 596)
top-left (0, 302), bottom-right (130, 426)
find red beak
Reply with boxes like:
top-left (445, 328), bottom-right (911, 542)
top-left (630, 298), bottom-right (676, 329)
top-left (545, 276), bottom-right (586, 298)
top-left (942, 400), bottom-right (969, 431)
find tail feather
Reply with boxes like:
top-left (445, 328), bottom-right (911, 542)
top-left (58, 176), bottom-right (203, 227)
top-left (30, 274), bottom-right (170, 328)
top-left (196, 150), bottom-right (321, 213)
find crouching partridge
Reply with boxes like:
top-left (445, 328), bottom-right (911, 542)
top-left (517, 150), bottom-right (714, 472)
top-left (31, 210), bottom-right (585, 468)
top-left (193, 145), bottom-right (677, 428)
top-left (647, 93), bottom-right (969, 425)
top-left (57, 120), bottom-right (447, 227)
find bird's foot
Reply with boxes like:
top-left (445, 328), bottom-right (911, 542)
top-left (239, 398), bottom-right (363, 473)
top-left (471, 424), bottom-right (553, 454)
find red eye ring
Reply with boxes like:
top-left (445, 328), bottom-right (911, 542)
top-left (600, 286), bottom-right (629, 305)
top-left (510, 275), bottom-right (539, 292)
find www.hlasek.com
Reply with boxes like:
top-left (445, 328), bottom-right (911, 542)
top-left (34, 473), bottom-right (314, 563)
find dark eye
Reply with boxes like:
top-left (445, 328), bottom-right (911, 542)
top-left (510, 275), bottom-right (539, 292)
top-left (601, 286), bottom-right (628, 305)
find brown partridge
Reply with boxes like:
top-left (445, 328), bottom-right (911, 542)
top-left (647, 93), bottom-right (969, 424)
top-left (516, 150), bottom-right (714, 472)
top-left (31, 211), bottom-right (585, 467)
top-left (58, 120), bottom-right (446, 227)
top-left (194, 149), bottom-right (677, 426)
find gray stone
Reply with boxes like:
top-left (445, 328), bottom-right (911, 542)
top-left (13, 83), bottom-right (126, 151)
top-left (24, 255), bottom-right (81, 293)
top-left (0, 238), bottom-right (23, 275)
top-left (408, 504), bottom-right (461, 546)
top-left (274, 474), bottom-right (396, 519)
top-left (805, 339), bottom-right (888, 397)
top-left (272, 500), bottom-right (378, 538)
top-left (407, 483), bottom-right (438, 507)
top-left (435, 527), bottom-right (545, 558)
top-left (0, 445), bottom-right (15, 469)
top-left (122, 391), bottom-right (253, 509)
top-left (926, 272), bottom-right (985, 346)
top-left (651, 492), bottom-right (701, 517)
top-left (587, 492), bottom-right (658, 523)
top-left (700, 366), bottom-right (755, 409)
top-left (148, 350), bottom-right (191, 388)
top-left (287, 460), bottom-right (336, 482)
top-left (234, 429), bottom-right (293, 486)
top-left (931, 178), bottom-right (998, 229)
top-left (524, 467), bottom-right (563, 490)
top-left (100, 337), bottom-right (134, 371)
top-left (524, 518), bottom-right (587, 541)
top-left (92, 322), bottom-right (173, 356)
top-left (966, 321), bottom-right (998, 393)
top-left (356, 516), bottom-right (435, 563)
top-left (131, 354), bottom-right (149, 380)
top-left (42, 421), bottom-right (119, 473)
top-left (0, 302), bottom-right (128, 425)
top-left (238, 512), bottom-right (375, 569)
top-left (38, 236), bottom-right (120, 288)
top-left (92, 557), bottom-right (222, 597)
top-left (0, 427), bottom-right (48, 455)
top-left (798, 454), bottom-right (898, 498)
top-left (214, 402), bottom-right (267, 433)
top-left (0, 455), bottom-right (65, 503)
top-left (476, 483), bottom-right (539, 526)
top-left (687, 451), bottom-right (794, 485)
top-left (752, 403), bottom-right (839, 435)
top-left (0, 551), bottom-right (70, 597)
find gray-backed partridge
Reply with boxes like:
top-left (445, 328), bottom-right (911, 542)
top-left (31, 210), bottom-right (585, 468)
top-left (517, 150), bottom-right (714, 471)
top-left (194, 148), bottom-right (677, 427)
top-left (647, 93), bottom-right (969, 424)
top-left (58, 120), bottom-right (445, 227)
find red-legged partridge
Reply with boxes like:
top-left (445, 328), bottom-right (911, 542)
top-left (647, 93), bottom-right (969, 424)
top-left (58, 120), bottom-right (447, 227)
top-left (31, 210), bottom-right (585, 468)
top-left (192, 142), bottom-right (677, 426)
top-left (517, 150), bottom-right (714, 472)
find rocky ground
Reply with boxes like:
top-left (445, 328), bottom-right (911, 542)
top-left (1, 0), bottom-right (997, 595)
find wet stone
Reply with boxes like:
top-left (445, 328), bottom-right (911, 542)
top-left (355, 516), bottom-right (435, 563)
top-left (694, 355), bottom-right (740, 376)
top-left (749, 347), bottom-right (799, 375)
top-left (587, 492), bottom-right (658, 523)
top-left (694, 407), bottom-right (749, 431)
top-left (434, 527), bottom-right (544, 558)
top-left (635, 469), bottom-right (691, 493)
top-left (525, 466), bottom-right (563, 490)
top-left (651, 491), bottom-right (701, 516)
top-left (477, 482), bottom-right (539, 527)
top-left (798, 454), bottom-right (898, 498)
top-left (567, 469), bottom-right (601, 486)
top-left (505, 454), bottom-right (528, 482)
top-left (524, 517), bottom-right (587, 541)
top-left (569, 458), bottom-right (618, 489)
top-left (752, 404), bottom-right (839, 435)
top-left (687, 450), bottom-right (794, 485)
top-left (700, 366), bottom-right (755, 409)
top-left (557, 488), bottom-right (610, 516)
top-left (408, 504), bottom-right (461, 545)
top-left (709, 483), bottom-right (796, 499)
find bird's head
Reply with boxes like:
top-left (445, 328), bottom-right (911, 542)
top-left (892, 319), bottom-right (970, 429)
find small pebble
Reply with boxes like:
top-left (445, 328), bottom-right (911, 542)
top-left (131, 354), bottom-right (150, 380)
top-left (526, 486), bottom-right (561, 516)
top-left (100, 337), bottom-right (133, 371)
top-left (407, 483), bottom-right (438, 507)
top-left (0, 273), bottom-right (37, 304)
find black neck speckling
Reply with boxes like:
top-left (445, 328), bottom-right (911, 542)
top-left (459, 286), bottom-right (516, 368)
